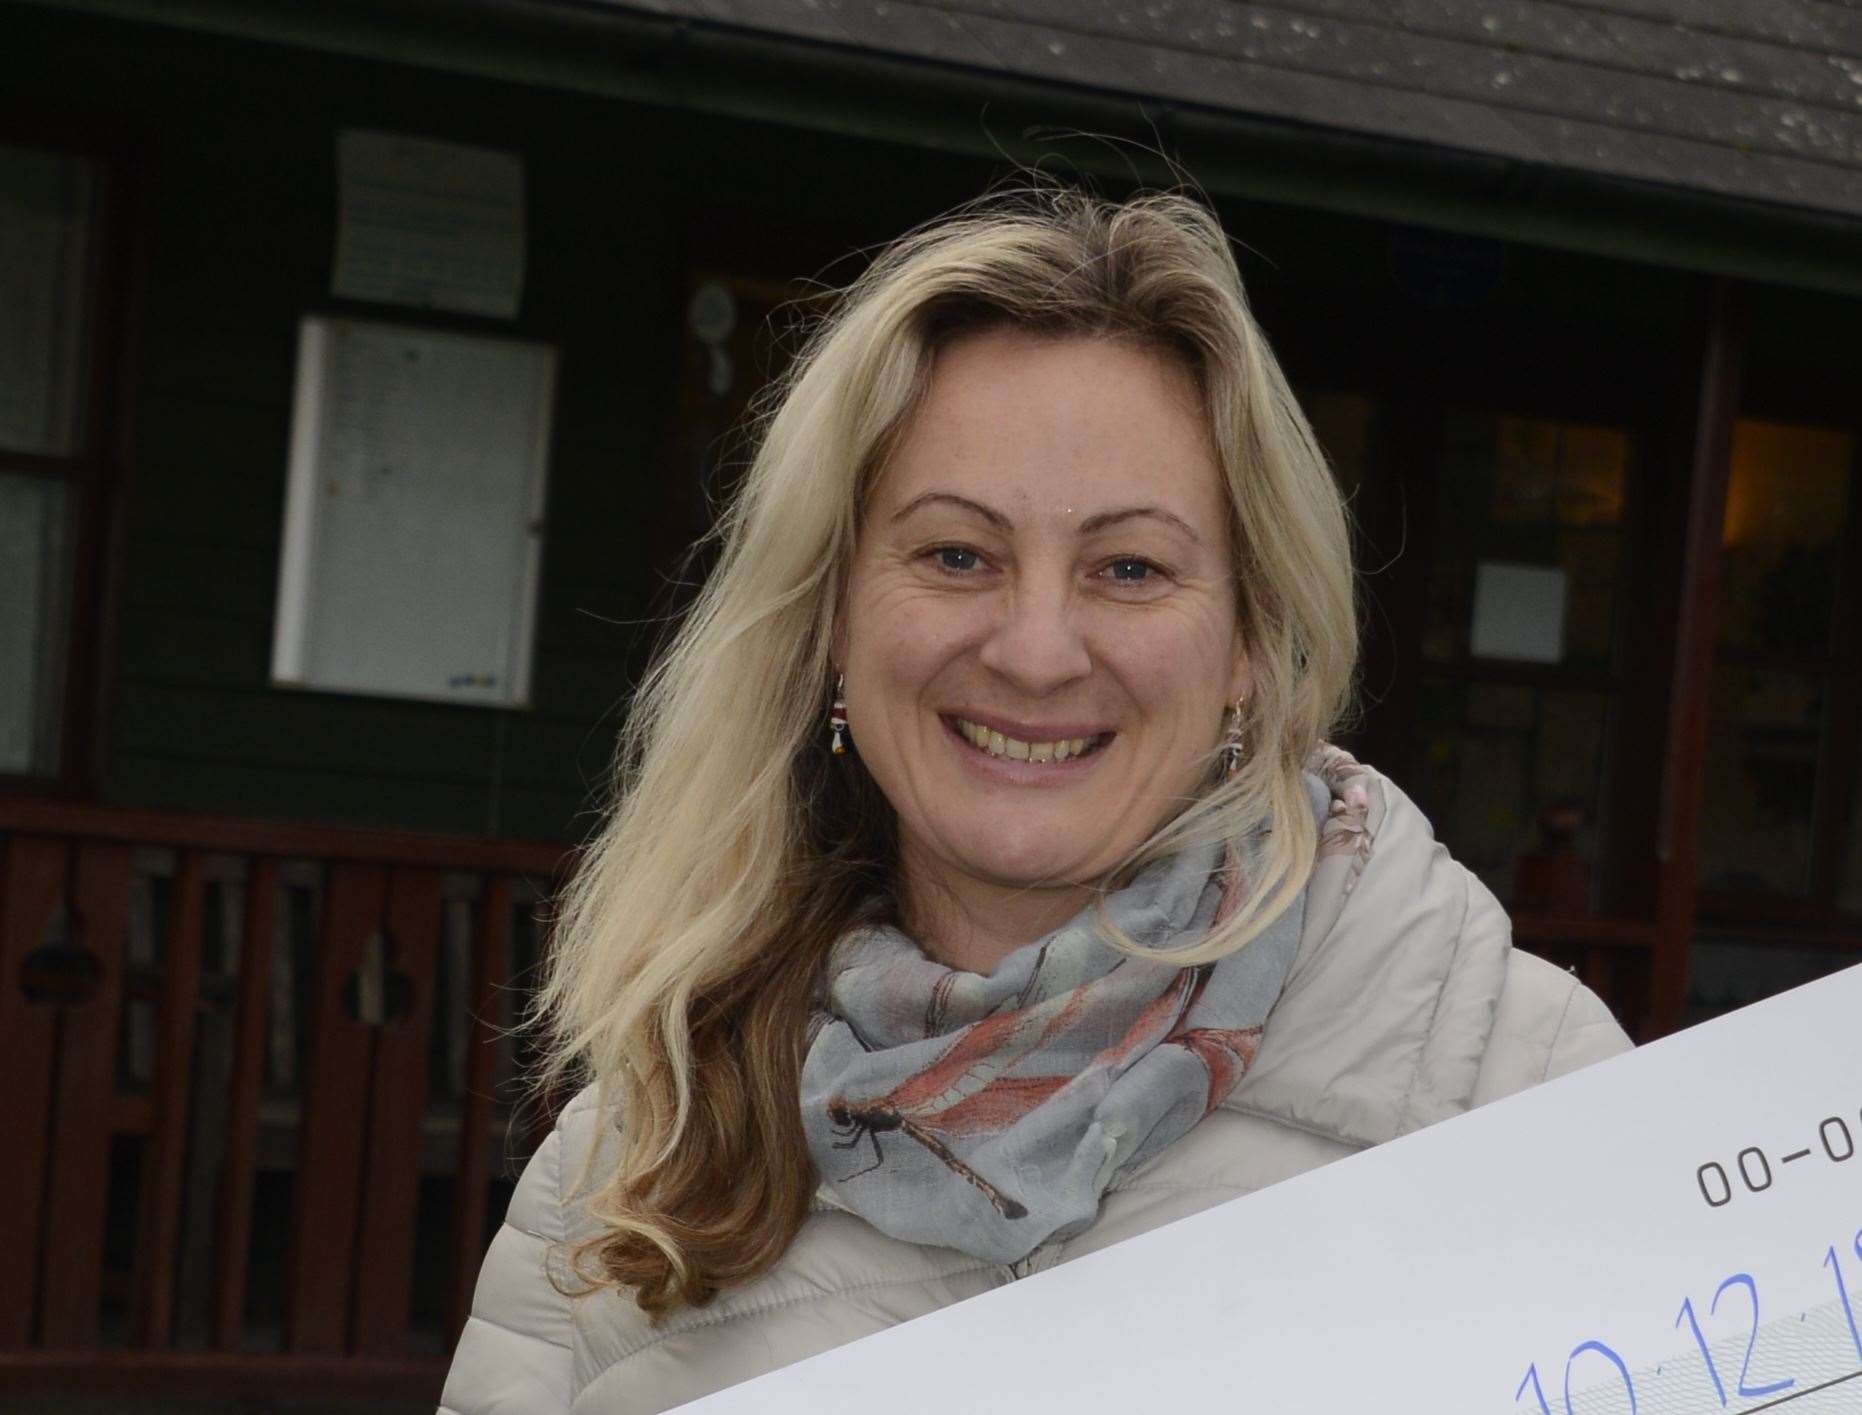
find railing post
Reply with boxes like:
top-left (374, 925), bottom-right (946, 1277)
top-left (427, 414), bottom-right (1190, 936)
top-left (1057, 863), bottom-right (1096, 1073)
top-left (448, 874), bottom-right (513, 1341)
top-left (213, 854), bottom-right (278, 1350)
top-left (350, 867), bottom-right (443, 1356)
top-left (0, 836), bottom-right (72, 1348)
top-left (40, 843), bottom-right (132, 1348)
top-left (287, 863), bottom-right (387, 1353)
top-left (131, 848), bottom-right (206, 1347)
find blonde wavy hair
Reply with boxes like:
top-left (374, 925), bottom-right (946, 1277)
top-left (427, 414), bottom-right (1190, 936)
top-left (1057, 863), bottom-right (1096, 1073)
top-left (531, 179), bottom-right (1357, 1315)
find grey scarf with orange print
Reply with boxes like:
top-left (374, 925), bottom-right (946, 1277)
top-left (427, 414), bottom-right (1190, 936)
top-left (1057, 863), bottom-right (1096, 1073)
top-left (801, 774), bottom-right (1327, 1262)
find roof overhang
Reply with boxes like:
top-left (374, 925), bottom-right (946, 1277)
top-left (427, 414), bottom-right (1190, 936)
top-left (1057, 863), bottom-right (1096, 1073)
top-left (18, 0), bottom-right (1862, 295)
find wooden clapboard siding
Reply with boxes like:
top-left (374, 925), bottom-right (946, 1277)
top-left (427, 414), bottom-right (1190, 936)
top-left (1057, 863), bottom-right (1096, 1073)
top-left (0, 6), bottom-right (692, 840)
top-left (9, 2), bottom-right (1731, 857)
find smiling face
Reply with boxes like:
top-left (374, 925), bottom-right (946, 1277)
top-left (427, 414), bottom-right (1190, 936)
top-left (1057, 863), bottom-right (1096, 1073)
top-left (837, 327), bottom-right (1250, 958)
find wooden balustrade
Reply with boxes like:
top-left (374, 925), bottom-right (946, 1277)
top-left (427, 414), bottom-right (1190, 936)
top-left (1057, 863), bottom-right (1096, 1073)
top-left (0, 798), bottom-right (574, 1404)
top-left (0, 796), bottom-right (1661, 1403)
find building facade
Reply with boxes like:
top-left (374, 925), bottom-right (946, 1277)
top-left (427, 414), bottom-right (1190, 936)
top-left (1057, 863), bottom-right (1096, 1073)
top-left (2, 0), bottom-right (1859, 1402)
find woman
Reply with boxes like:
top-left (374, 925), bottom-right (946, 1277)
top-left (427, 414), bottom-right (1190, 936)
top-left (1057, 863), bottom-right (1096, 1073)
top-left (439, 185), bottom-right (1630, 1415)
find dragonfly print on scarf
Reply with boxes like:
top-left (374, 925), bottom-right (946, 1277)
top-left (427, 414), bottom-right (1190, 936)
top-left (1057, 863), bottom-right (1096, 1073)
top-left (824, 957), bottom-right (1265, 1221)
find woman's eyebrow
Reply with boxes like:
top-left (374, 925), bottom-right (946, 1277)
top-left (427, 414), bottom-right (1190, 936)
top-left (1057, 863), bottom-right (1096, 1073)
top-left (890, 491), bottom-right (1010, 529)
top-left (1077, 506), bottom-right (1203, 545)
top-left (890, 493), bottom-right (1202, 546)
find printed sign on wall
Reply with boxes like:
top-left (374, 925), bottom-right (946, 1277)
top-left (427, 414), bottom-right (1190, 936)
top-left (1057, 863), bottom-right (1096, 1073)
top-left (333, 130), bottom-right (525, 319)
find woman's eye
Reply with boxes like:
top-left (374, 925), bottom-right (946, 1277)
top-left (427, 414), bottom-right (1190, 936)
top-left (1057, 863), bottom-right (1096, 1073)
top-left (1105, 557), bottom-right (1158, 583)
top-left (932, 546), bottom-right (981, 572)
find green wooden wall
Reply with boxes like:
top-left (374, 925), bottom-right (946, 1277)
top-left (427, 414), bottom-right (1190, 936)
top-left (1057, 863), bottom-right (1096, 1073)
top-left (1, 9), bottom-right (995, 840)
top-left (12, 4), bottom-right (1838, 844)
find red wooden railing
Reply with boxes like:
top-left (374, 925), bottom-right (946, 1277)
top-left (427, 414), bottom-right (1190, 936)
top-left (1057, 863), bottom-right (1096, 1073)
top-left (0, 797), bottom-right (1662, 1405)
top-left (0, 798), bottom-right (574, 1404)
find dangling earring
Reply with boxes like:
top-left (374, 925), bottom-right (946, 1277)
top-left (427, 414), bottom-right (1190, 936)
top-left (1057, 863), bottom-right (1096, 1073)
top-left (1221, 698), bottom-right (1246, 781)
top-left (828, 673), bottom-right (849, 755)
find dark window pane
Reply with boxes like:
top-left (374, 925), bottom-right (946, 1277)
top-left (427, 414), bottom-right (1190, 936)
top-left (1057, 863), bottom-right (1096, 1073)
top-left (1841, 750), bottom-right (1862, 914)
top-left (0, 471), bottom-right (71, 774)
top-left (1424, 412), bottom-right (1630, 667)
top-left (0, 142), bottom-right (96, 456)
top-left (1301, 390), bottom-right (1375, 503)
top-left (1410, 679), bottom-right (1613, 909)
top-left (1697, 667), bottom-right (1828, 896)
top-left (1719, 420), bottom-right (1852, 656)
top-left (1684, 936), bottom-right (1856, 1027)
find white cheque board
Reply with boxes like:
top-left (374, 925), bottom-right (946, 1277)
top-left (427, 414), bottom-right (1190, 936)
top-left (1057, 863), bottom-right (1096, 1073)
top-left (685, 964), bottom-right (1862, 1414)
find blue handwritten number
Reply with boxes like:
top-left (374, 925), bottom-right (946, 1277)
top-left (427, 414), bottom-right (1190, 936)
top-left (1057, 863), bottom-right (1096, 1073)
top-left (1676, 1297), bottom-right (1729, 1406)
top-left (1517, 1363), bottom-right (1552, 1415)
top-left (1711, 1273), bottom-right (1793, 1398)
top-left (1565, 1341), bottom-right (1636, 1415)
top-left (1829, 1239), bottom-right (1862, 1363)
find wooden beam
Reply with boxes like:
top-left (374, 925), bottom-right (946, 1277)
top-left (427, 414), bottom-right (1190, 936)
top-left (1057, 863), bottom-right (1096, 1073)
top-left (0, 796), bottom-right (568, 877)
top-left (1648, 277), bottom-right (1747, 1037)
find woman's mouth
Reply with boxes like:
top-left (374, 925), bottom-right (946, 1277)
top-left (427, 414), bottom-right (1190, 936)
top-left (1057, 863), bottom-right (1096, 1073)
top-left (947, 716), bottom-right (1111, 764)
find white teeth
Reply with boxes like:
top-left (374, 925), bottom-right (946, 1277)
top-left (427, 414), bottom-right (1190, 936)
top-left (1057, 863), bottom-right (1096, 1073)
top-left (954, 718), bottom-right (1101, 763)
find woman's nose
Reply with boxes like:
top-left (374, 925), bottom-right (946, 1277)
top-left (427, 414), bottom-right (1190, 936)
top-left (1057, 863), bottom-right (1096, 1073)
top-left (975, 580), bottom-right (1092, 692)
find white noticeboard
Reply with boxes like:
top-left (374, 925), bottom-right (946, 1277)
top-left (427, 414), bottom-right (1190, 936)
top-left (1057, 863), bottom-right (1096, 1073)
top-left (270, 316), bottom-right (554, 708)
top-left (685, 963), bottom-right (1862, 1414)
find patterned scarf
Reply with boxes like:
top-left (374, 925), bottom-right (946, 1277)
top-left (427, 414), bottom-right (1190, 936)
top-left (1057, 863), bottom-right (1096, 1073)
top-left (800, 776), bottom-right (1324, 1262)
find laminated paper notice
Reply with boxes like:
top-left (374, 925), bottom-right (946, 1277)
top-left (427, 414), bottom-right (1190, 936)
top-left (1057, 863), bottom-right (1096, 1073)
top-left (333, 130), bottom-right (524, 319)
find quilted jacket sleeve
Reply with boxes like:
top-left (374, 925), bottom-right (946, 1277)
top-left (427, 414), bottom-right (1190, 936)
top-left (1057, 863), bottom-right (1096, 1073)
top-left (1469, 947), bottom-right (1633, 1107)
top-left (438, 1119), bottom-right (575, 1414)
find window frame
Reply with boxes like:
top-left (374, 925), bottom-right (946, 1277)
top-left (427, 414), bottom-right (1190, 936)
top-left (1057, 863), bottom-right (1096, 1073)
top-left (1695, 410), bottom-right (1862, 933)
top-left (0, 107), bottom-right (146, 799)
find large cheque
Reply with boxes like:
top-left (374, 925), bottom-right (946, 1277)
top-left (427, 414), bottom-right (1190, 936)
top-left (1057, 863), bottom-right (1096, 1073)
top-left (684, 964), bottom-right (1862, 1413)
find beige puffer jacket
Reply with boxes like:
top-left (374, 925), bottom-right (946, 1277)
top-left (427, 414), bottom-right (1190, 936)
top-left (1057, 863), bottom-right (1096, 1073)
top-left (439, 754), bottom-right (1631, 1414)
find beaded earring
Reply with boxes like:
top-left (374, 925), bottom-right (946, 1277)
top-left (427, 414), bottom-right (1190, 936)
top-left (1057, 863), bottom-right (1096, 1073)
top-left (828, 673), bottom-right (849, 755)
